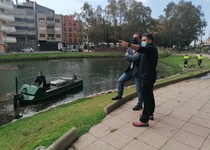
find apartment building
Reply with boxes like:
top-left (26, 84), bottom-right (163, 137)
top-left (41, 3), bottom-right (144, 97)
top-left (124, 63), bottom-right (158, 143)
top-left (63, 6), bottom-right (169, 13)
top-left (36, 13), bottom-right (63, 51)
top-left (7, 0), bottom-right (54, 52)
top-left (0, 0), bottom-right (16, 53)
top-left (63, 15), bottom-right (82, 49)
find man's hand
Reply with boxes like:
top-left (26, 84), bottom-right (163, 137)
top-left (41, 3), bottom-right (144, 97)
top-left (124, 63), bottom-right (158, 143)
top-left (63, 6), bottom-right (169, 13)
top-left (125, 52), bottom-right (128, 56)
top-left (134, 52), bottom-right (139, 56)
top-left (119, 40), bottom-right (128, 47)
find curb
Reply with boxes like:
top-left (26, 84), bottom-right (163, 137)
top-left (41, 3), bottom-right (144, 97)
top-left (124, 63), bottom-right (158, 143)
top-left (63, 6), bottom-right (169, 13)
top-left (38, 71), bottom-right (210, 150)
top-left (46, 127), bottom-right (77, 150)
top-left (104, 92), bottom-right (137, 114)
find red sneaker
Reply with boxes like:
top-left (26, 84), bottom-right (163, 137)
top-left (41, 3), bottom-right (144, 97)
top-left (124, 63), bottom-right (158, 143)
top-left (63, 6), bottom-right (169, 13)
top-left (140, 114), bottom-right (154, 120)
top-left (132, 121), bottom-right (149, 127)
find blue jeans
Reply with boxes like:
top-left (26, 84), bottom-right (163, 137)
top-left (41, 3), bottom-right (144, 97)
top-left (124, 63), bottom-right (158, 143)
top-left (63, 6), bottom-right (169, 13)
top-left (117, 69), bottom-right (142, 106)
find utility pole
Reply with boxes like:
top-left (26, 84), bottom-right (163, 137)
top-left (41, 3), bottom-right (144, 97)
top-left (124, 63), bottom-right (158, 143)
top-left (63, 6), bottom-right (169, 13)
top-left (199, 26), bottom-right (205, 54)
top-left (178, 32), bottom-right (181, 54)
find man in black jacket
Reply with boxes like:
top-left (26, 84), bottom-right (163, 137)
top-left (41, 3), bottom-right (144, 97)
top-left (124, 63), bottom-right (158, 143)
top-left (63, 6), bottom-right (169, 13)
top-left (119, 33), bottom-right (158, 127)
top-left (32, 71), bottom-right (46, 87)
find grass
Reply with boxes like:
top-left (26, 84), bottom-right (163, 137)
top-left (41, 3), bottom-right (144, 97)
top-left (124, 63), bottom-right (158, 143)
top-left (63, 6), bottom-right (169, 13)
top-left (0, 52), bottom-right (124, 62)
top-left (0, 88), bottom-right (134, 150)
top-left (156, 54), bottom-right (210, 84)
top-left (0, 52), bottom-right (210, 150)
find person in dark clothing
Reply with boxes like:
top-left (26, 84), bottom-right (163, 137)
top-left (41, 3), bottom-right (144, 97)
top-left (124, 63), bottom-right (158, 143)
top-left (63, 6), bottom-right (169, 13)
top-left (32, 71), bottom-right (46, 87)
top-left (119, 33), bottom-right (158, 127)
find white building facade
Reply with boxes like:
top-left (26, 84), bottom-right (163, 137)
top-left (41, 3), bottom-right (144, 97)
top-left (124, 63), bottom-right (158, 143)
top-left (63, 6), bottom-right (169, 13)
top-left (0, 0), bottom-right (16, 53)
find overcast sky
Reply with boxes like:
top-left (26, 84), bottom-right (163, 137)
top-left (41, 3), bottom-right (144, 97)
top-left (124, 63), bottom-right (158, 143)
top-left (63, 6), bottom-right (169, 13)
top-left (15, 0), bottom-right (210, 40)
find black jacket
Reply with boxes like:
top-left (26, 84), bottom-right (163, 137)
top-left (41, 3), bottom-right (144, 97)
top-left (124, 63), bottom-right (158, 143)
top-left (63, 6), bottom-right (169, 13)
top-left (35, 75), bottom-right (46, 86)
top-left (138, 43), bottom-right (158, 81)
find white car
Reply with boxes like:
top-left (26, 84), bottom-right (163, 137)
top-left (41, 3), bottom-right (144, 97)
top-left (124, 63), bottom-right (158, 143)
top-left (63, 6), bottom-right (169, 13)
top-left (21, 47), bottom-right (34, 52)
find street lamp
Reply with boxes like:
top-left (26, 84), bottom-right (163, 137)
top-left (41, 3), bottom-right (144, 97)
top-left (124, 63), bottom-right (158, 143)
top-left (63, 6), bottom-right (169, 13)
top-left (4, 32), bottom-right (6, 53)
top-left (199, 27), bottom-right (204, 54)
top-left (178, 32), bottom-right (181, 54)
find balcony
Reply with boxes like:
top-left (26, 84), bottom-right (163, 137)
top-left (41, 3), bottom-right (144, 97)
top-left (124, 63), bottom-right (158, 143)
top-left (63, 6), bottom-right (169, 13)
top-left (0, 26), bottom-right (16, 33)
top-left (47, 37), bottom-right (55, 40)
top-left (0, 14), bottom-right (15, 22)
top-left (47, 29), bottom-right (55, 34)
top-left (2, 36), bottom-right (17, 43)
top-left (0, 1), bottom-right (14, 11)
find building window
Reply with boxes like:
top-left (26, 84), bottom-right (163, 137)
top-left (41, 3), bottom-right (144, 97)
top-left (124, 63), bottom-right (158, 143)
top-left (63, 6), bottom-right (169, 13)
top-left (39, 18), bottom-right (45, 22)
top-left (47, 26), bottom-right (54, 29)
top-left (48, 34), bottom-right (54, 38)
top-left (69, 33), bottom-right (72, 37)
top-left (55, 19), bottom-right (60, 23)
top-left (56, 34), bottom-right (61, 38)
top-left (40, 34), bottom-right (45, 37)
top-left (29, 40), bottom-right (35, 44)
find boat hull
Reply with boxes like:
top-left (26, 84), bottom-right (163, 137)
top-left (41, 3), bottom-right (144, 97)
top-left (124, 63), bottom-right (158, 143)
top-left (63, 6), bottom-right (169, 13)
top-left (18, 79), bottom-right (83, 105)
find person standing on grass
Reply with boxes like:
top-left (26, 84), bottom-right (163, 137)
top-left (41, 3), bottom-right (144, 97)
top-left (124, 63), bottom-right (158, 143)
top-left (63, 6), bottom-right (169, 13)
top-left (184, 54), bottom-right (190, 67)
top-left (197, 53), bottom-right (204, 68)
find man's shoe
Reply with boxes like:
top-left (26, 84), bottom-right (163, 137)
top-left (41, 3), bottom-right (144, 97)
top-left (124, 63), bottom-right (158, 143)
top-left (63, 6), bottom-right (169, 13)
top-left (111, 96), bottom-right (122, 100)
top-left (140, 114), bottom-right (154, 120)
top-left (132, 121), bottom-right (149, 127)
top-left (132, 105), bottom-right (142, 110)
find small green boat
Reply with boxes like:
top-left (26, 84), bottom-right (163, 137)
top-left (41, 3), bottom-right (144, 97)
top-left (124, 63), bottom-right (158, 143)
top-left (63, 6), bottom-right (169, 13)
top-left (13, 76), bottom-right (83, 108)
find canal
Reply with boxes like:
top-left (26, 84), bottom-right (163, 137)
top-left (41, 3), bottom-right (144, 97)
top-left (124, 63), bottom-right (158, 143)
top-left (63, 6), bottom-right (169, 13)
top-left (0, 57), bottom-right (171, 126)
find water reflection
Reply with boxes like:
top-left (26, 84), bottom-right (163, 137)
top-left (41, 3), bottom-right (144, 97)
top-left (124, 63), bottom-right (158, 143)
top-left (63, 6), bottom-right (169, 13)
top-left (0, 57), bottom-right (131, 125)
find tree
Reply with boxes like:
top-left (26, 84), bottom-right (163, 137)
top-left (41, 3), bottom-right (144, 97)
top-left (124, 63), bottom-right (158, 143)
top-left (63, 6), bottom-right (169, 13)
top-left (156, 0), bottom-right (207, 48)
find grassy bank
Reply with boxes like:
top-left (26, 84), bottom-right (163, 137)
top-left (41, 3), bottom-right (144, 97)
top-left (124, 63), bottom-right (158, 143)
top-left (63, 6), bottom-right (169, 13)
top-left (0, 54), bottom-right (210, 150)
top-left (0, 52), bottom-right (124, 62)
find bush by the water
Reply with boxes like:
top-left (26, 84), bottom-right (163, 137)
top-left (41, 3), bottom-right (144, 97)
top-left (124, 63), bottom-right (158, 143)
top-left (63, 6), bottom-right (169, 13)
top-left (158, 50), bottom-right (171, 58)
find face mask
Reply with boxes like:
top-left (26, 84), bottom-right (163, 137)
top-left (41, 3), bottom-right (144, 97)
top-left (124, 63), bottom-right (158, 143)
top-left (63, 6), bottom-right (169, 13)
top-left (141, 41), bottom-right (147, 47)
top-left (38, 74), bottom-right (41, 76)
top-left (132, 38), bottom-right (139, 44)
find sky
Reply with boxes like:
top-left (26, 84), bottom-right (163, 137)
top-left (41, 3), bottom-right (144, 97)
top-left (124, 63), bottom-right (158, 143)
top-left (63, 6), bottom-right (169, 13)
top-left (16, 0), bottom-right (210, 40)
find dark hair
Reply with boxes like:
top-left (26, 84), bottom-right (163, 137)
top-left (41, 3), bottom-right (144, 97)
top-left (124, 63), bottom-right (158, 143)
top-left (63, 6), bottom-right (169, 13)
top-left (142, 33), bottom-right (153, 42)
top-left (134, 32), bottom-right (142, 38)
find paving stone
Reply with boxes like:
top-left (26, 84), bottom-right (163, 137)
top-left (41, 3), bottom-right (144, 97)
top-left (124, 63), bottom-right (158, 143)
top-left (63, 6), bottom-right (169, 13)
top-left (168, 110), bottom-right (192, 122)
top-left (101, 130), bottom-right (133, 149)
top-left (150, 122), bottom-right (179, 138)
top-left (181, 122), bottom-right (210, 138)
top-left (83, 140), bottom-right (117, 150)
top-left (172, 130), bottom-right (205, 149)
top-left (159, 116), bottom-right (186, 129)
top-left (138, 130), bottom-right (169, 149)
top-left (160, 139), bottom-right (198, 150)
top-left (121, 139), bottom-right (158, 150)
top-left (200, 138), bottom-right (210, 150)
top-left (72, 133), bottom-right (98, 150)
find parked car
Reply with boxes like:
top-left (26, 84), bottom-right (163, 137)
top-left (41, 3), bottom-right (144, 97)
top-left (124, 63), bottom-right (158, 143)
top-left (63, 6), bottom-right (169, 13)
top-left (21, 47), bottom-right (34, 52)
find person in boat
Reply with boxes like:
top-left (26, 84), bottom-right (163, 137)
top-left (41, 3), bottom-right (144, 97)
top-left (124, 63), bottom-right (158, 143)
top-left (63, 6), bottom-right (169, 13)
top-left (32, 71), bottom-right (46, 87)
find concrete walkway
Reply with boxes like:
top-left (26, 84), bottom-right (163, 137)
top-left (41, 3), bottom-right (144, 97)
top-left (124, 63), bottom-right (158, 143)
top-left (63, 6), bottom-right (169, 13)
top-left (69, 76), bottom-right (210, 150)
